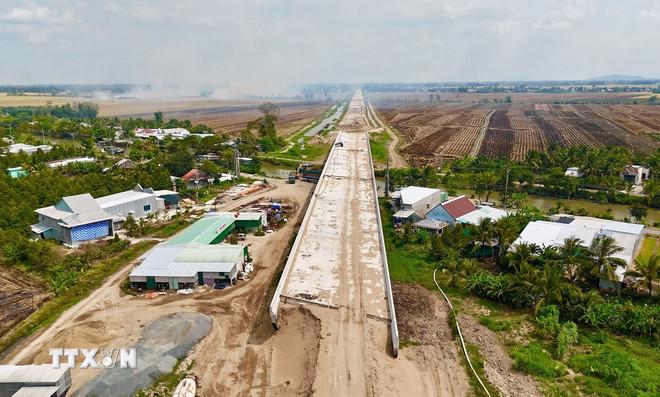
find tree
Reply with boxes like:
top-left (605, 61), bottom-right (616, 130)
top-left (124, 215), bottom-right (139, 237)
top-left (585, 235), bottom-right (626, 284)
top-left (508, 242), bottom-right (540, 273)
top-left (492, 216), bottom-right (518, 263)
top-left (472, 217), bottom-right (493, 257)
top-left (154, 111), bottom-right (164, 126)
top-left (630, 206), bottom-right (647, 222)
top-left (439, 256), bottom-right (479, 288)
top-left (560, 237), bottom-right (587, 282)
top-left (517, 261), bottom-right (566, 314)
top-left (510, 192), bottom-right (527, 209)
top-left (625, 254), bottom-right (658, 295)
top-left (200, 160), bottom-right (221, 177)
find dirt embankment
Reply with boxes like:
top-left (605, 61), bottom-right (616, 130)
top-left (393, 282), bottom-right (471, 397)
top-left (458, 314), bottom-right (542, 397)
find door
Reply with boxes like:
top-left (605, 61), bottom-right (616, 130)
top-left (146, 276), bottom-right (156, 289)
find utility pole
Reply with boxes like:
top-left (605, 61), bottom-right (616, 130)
top-left (385, 155), bottom-right (390, 198)
top-left (439, 145), bottom-right (444, 171)
top-left (234, 138), bottom-right (241, 178)
top-left (504, 168), bottom-right (511, 210)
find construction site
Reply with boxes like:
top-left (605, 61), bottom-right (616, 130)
top-left (0, 91), bottom-right (474, 396)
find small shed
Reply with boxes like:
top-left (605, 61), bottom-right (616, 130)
top-left (413, 218), bottom-right (448, 234)
top-left (6, 167), bottom-right (28, 179)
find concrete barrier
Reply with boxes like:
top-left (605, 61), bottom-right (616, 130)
top-left (365, 130), bottom-right (400, 358)
top-left (269, 133), bottom-right (343, 327)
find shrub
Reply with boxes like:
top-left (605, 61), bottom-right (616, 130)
top-left (479, 316), bottom-right (513, 332)
top-left (555, 321), bottom-right (578, 360)
top-left (512, 342), bottom-right (565, 378)
top-left (536, 305), bottom-right (560, 336)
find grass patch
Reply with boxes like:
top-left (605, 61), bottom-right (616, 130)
top-left (568, 331), bottom-right (660, 397)
top-left (637, 236), bottom-right (658, 260)
top-left (380, 200), bottom-right (439, 290)
top-left (151, 218), bottom-right (193, 239)
top-left (0, 240), bottom-right (158, 356)
top-left (369, 130), bottom-right (390, 166)
top-left (512, 342), bottom-right (565, 378)
top-left (479, 316), bottom-right (513, 332)
top-left (464, 342), bottom-right (502, 397)
top-left (399, 339), bottom-right (422, 348)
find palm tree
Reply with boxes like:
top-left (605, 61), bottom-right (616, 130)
top-left (560, 237), bottom-right (587, 282)
top-left (508, 242), bottom-right (541, 273)
top-left (492, 216), bottom-right (518, 263)
top-left (472, 218), bottom-right (493, 257)
top-left (514, 261), bottom-right (565, 314)
top-left (440, 257), bottom-right (479, 288)
top-left (585, 235), bottom-right (626, 285)
top-left (625, 254), bottom-right (658, 295)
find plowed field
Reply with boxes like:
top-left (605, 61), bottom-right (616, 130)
top-left (371, 92), bottom-right (659, 164)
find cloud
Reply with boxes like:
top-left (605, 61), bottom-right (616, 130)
top-left (2, 4), bottom-right (76, 25)
top-left (533, 0), bottom-right (597, 30)
top-left (637, 8), bottom-right (660, 20)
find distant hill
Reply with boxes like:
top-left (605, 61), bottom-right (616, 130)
top-left (588, 74), bottom-right (647, 82)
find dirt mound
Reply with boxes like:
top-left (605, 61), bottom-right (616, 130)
top-left (392, 282), bottom-right (470, 396)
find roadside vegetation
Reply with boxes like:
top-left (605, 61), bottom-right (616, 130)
top-left (0, 239), bottom-right (158, 355)
top-left (381, 197), bottom-right (659, 396)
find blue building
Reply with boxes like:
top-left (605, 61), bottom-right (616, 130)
top-left (32, 194), bottom-right (114, 246)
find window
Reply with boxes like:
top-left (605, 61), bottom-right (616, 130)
top-left (143, 204), bottom-right (151, 213)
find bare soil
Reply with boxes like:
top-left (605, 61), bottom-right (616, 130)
top-left (371, 92), bottom-right (660, 164)
top-left (2, 179), bottom-right (318, 395)
top-left (393, 282), bottom-right (471, 396)
top-left (458, 314), bottom-right (542, 397)
top-left (0, 267), bottom-right (50, 337)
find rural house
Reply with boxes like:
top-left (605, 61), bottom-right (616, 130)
top-left (391, 186), bottom-right (447, 219)
top-left (512, 214), bottom-right (644, 290)
top-left (621, 165), bottom-right (650, 186)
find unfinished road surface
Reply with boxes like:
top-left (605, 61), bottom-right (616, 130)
top-left (270, 91), bottom-right (403, 396)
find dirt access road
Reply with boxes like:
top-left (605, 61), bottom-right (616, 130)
top-left (2, 179), bottom-right (320, 395)
top-left (367, 100), bottom-right (407, 168)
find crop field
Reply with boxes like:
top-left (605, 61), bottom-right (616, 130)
top-left (0, 270), bottom-right (49, 337)
top-left (370, 92), bottom-right (660, 165)
top-left (0, 94), bottom-right (332, 137)
top-left (158, 101), bottom-right (332, 136)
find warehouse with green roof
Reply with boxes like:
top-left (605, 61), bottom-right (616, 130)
top-left (128, 212), bottom-right (264, 290)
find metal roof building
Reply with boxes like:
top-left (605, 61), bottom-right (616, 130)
top-left (513, 215), bottom-right (644, 286)
top-left (166, 215), bottom-right (236, 245)
top-left (129, 242), bottom-right (247, 289)
top-left (32, 185), bottom-right (178, 245)
top-left (0, 364), bottom-right (71, 397)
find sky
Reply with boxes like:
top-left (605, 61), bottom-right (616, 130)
top-left (0, 0), bottom-right (659, 92)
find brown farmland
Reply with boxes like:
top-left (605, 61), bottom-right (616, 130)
top-left (370, 92), bottom-right (660, 165)
top-left (0, 270), bottom-right (49, 338)
top-left (0, 94), bottom-right (333, 137)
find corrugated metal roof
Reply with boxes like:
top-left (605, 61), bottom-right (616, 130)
top-left (398, 186), bottom-right (441, 205)
top-left (11, 386), bottom-right (61, 397)
top-left (0, 364), bottom-right (69, 383)
top-left (393, 210), bottom-right (416, 219)
top-left (129, 243), bottom-right (243, 278)
top-left (175, 244), bottom-right (244, 263)
top-left (442, 195), bottom-right (476, 219)
top-left (213, 211), bottom-right (264, 221)
top-left (166, 215), bottom-right (235, 245)
top-left (456, 206), bottom-right (508, 225)
top-left (414, 218), bottom-right (448, 230)
top-left (96, 190), bottom-right (154, 208)
top-left (513, 217), bottom-right (644, 280)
